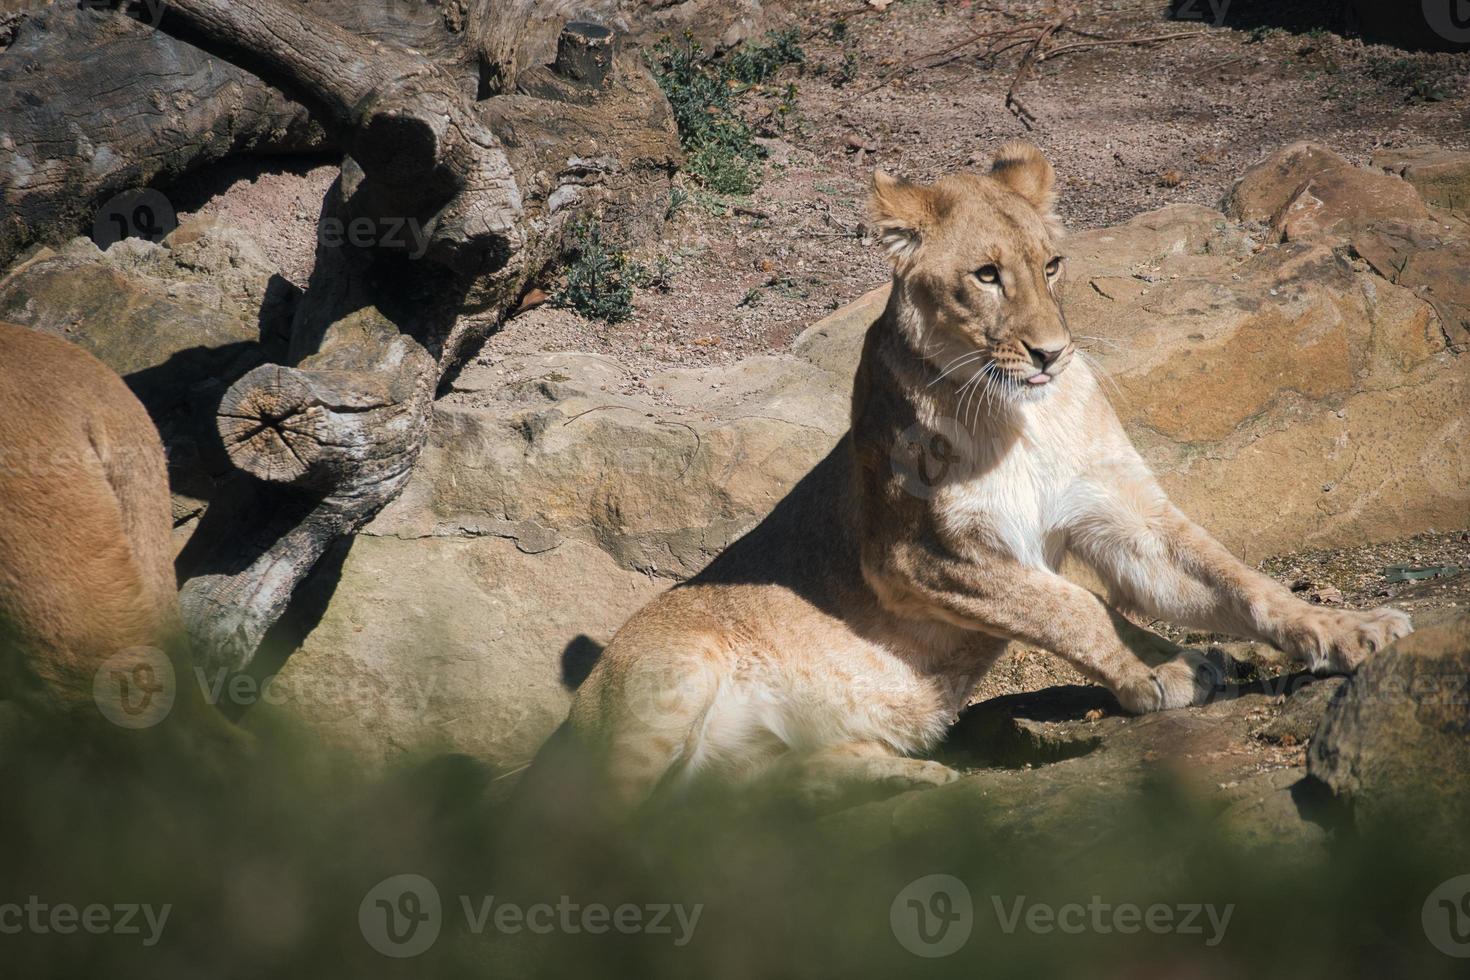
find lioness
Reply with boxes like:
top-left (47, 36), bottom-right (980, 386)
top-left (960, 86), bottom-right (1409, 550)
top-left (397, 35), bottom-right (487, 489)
top-left (0, 321), bottom-right (235, 752)
top-left (567, 143), bottom-right (1411, 808)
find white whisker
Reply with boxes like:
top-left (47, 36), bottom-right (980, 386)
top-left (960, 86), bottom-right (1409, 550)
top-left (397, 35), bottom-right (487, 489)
top-left (929, 350), bottom-right (987, 387)
top-left (1078, 350), bottom-right (1125, 403)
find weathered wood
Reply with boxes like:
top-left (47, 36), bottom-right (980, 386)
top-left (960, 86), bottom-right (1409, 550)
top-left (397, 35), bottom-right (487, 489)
top-left (0, 0), bottom-right (509, 268)
top-left (166, 3), bottom-right (679, 674)
top-left (0, 7), bottom-right (324, 267)
top-left (554, 21), bottom-right (617, 87)
top-left (217, 348), bottom-right (431, 490)
top-left (161, 0), bottom-right (524, 274)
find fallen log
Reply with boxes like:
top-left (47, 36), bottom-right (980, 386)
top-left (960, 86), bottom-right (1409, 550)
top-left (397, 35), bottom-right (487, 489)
top-left (154, 0), bottom-right (678, 673)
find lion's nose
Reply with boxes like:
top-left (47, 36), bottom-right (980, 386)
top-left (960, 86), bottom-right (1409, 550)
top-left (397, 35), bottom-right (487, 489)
top-left (1024, 343), bottom-right (1065, 373)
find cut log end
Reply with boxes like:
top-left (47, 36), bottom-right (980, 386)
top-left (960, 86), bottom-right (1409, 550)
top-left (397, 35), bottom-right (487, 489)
top-left (554, 21), bottom-right (617, 87)
top-left (217, 366), bottom-right (326, 485)
top-left (215, 354), bottom-right (429, 494)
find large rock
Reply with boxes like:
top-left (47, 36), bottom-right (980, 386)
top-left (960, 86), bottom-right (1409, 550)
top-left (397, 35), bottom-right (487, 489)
top-left (1374, 146), bottom-right (1470, 212)
top-left (249, 534), bottom-right (664, 771)
top-left (262, 345), bottom-right (850, 768)
top-left (0, 223), bottom-right (294, 516)
top-left (373, 350), bottom-right (848, 578)
top-left (1224, 140), bottom-right (1431, 242)
top-left (1307, 612), bottom-right (1470, 836)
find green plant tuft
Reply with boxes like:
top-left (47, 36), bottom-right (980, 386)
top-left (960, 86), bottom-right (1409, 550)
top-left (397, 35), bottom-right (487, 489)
top-left (552, 220), bottom-right (643, 324)
top-left (646, 29), bottom-right (805, 196)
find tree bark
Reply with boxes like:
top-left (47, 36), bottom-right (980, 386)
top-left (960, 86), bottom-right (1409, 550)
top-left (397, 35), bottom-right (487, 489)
top-left (152, 0), bottom-right (678, 674)
top-left (0, 7), bottom-right (324, 267)
top-left (0, 0), bottom-right (518, 267)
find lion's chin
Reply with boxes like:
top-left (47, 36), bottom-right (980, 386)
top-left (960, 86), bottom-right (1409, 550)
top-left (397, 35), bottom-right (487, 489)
top-left (1011, 381), bottom-right (1053, 403)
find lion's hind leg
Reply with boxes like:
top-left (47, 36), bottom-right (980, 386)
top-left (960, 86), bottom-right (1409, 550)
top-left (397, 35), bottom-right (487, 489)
top-left (760, 740), bottom-right (960, 815)
top-left (572, 638), bottom-right (730, 813)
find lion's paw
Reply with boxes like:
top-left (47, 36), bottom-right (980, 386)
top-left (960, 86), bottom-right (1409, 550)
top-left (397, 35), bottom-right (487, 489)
top-left (1115, 648), bottom-right (1224, 715)
top-left (791, 756), bottom-right (959, 813)
top-left (1284, 605), bottom-right (1412, 675)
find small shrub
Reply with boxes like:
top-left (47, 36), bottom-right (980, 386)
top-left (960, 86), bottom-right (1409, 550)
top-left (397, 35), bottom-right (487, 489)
top-left (832, 51), bottom-right (859, 88)
top-left (552, 221), bottom-right (642, 323)
top-left (665, 186), bottom-right (691, 221)
top-left (1364, 55), bottom-right (1452, 103)
top-left (725, 27), bottom-right (805, 84)
top-left (646, 30), bottom-right (805, 196)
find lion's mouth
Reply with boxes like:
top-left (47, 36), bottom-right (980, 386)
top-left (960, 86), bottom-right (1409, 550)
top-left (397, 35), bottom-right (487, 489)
top-left (1025, 372), bottom-right (1052, 386)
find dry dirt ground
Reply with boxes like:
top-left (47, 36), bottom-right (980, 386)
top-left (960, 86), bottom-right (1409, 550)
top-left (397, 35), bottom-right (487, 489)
top-left (487, 0), bottom-right (1470, 377)
top-left (188, 0), bottom-right (1470, 383)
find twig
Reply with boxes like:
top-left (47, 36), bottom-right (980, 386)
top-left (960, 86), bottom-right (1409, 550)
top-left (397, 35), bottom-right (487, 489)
top-left (1005, 12), bottom-right (1071, 130)
top-left (1038, 30), bottom-right (1211, 61)
top-left (857, 23), bottom-right (1041, 96)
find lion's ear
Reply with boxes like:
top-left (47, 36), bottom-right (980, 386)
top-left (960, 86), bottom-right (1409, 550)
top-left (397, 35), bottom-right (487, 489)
top-left (869, 169), bottom-right (931, 263)
top-left (989, 141), bottom-right (1057, 216)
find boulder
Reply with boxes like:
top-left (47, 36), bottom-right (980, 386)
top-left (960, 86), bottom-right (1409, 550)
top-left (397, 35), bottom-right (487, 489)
top-left (250, 534), bottom-right (664, 771)
top-left (373, 349), bottom-right (849, 579)
top-left (1307, 612), bottom-right (1470, 836)
top-left (1224, 141), bottom-right (1431, 242)
top-left (0, 223), bottom-right (294, 517)
top-left (1374, 146), bottom-right (1470, 212)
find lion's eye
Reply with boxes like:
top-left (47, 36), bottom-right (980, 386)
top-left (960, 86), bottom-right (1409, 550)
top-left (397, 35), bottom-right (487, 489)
top-left (1045, 256), bottom-right (1062, 277)
top-left (974, 264), bottom-right (1000, 284)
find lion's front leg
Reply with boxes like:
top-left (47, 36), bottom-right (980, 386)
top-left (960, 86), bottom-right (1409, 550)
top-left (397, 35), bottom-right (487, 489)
top-left (1069, 472), bottom-right (1412, 674)
top-left (864, 540), bottom-right (1222, 715)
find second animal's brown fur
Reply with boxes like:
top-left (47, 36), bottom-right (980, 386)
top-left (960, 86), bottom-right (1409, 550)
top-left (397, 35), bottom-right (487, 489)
top-left (0, 321), bottom-right (235, 750)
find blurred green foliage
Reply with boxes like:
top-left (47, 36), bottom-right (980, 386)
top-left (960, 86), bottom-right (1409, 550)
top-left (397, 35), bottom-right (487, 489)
top-left (2, 715), bottom-right (1468, 980)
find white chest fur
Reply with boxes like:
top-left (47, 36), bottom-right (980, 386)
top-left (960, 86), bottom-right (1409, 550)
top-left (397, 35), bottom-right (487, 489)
top-left (935, 368), bottom-right (1099, 570)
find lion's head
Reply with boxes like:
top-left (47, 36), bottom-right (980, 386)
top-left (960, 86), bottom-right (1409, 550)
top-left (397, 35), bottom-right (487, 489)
top-left (870, 142), bottom-right (1072, 397)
